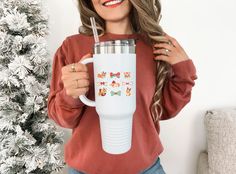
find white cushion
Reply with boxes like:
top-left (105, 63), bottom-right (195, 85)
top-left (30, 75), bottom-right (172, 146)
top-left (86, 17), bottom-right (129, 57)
top-left (205, 108), bottom-right (236, 174)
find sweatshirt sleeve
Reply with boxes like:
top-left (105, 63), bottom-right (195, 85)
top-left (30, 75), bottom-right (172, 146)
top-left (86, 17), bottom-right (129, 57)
top-left (160, 59), bottom-right (198, 120)
top-left (47, 38), bottom-right (88, 129)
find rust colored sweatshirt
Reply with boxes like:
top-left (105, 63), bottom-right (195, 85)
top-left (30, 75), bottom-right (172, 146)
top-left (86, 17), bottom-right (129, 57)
top-left (47, 32), bottom-right (197, 174)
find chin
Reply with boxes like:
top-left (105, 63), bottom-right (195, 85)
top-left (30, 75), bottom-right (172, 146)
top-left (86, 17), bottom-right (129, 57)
top-left (103, 12), bottom-right (131, 22)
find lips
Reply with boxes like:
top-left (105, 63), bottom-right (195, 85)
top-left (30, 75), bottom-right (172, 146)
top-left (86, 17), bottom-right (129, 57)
top-left (102, 0), bottom-right (124, 7)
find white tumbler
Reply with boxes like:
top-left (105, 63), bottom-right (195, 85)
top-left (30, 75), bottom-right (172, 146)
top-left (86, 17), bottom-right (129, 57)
top-left (79, 39), bottom-right (136, 154)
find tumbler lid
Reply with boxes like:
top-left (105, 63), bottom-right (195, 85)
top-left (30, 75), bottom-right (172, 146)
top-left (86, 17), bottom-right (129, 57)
top-left (95, 39), bottom-right (135, 47)
top-left (94, 39), bottom-right (136, 54)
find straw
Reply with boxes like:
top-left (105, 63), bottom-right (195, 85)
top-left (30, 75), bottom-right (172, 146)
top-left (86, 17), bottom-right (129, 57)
top-left (90, 17), bottom-right (99, 43)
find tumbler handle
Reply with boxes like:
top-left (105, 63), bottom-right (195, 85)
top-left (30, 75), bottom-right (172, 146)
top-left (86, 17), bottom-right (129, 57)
top-left (79, 58), bottom-right (96, 107)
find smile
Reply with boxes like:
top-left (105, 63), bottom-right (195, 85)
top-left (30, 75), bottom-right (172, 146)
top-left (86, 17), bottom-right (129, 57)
top-left (102, 0), bottom-right (124, 8)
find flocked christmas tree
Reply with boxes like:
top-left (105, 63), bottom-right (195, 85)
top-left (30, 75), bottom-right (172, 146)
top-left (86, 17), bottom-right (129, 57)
top-left (0, 0), bottom-right (65, 173)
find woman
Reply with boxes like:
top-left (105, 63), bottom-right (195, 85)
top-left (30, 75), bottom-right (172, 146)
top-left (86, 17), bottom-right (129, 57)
top-left (47, 0), bottom-right (198, 173)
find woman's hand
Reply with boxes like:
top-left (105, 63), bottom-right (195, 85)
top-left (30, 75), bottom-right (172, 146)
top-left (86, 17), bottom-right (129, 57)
top-left (153, 33), bottom-right (190, 65)
top-left (61, 53), bottom-right (92, 99)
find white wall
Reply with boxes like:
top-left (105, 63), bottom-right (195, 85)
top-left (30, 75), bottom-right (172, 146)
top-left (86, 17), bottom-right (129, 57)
top-left (46, 0), bottom-right (236, 174)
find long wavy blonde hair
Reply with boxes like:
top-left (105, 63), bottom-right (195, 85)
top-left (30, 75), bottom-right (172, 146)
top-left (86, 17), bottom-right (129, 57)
top-left (76, 0), bottom-right (171, 125)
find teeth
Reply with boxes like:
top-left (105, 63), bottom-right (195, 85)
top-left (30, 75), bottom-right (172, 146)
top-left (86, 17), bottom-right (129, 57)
top-left (104, 0), bottom-right (123, 6)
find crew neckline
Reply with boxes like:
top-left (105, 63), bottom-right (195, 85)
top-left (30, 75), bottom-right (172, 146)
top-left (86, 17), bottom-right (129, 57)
top-left (101, 32), bottom-right (140, 40)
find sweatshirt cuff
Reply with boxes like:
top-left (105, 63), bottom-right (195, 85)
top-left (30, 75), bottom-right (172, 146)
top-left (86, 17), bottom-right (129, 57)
top-left (56, 89), bottom-right (86, 108)
top-left (171, 59), bottom-right (197, 80)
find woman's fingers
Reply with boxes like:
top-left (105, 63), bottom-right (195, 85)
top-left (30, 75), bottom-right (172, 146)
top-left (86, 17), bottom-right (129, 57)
top-left (63, 78), bottom-right (90, 90)
top-left (153, 32), bottom-right (190, 64)
top-left (61, 53), bottom-right (92, 74)
top-left (61, 71), bottom-right (89, 82)
top-left (153, 48), bottom-right (171, 56)
top-left (62, 62), bottom-right (88, 74)
top-left (154, 55), bottom-right (169, 62)
top-left (63, 77), bottom-right (90, 98)
top-left (66, 87), bottom-right (90, 99)
top-left (61, 53), bottom-right (93, 98)
top-left (153, 42), bottom-right (174, 63)
top-left (153, 43), bottom-right (173, 51)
